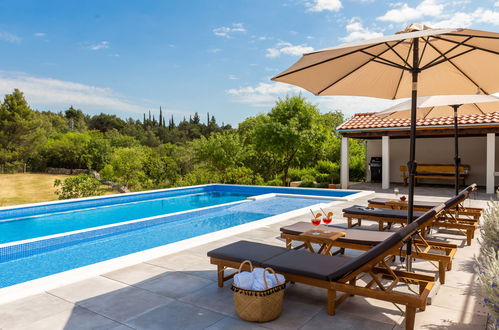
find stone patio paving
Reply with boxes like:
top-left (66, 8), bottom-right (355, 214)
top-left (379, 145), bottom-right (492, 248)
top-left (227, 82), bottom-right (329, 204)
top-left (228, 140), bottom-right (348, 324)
top-left (0, 185), bottom-right (491, 329)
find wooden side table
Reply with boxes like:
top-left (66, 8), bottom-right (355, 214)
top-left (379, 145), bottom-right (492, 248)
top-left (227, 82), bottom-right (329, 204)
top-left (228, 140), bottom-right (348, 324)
top-left (298, 229), bottom-right (346, 255)
top-left (384, 199), bottom-right (407, 209)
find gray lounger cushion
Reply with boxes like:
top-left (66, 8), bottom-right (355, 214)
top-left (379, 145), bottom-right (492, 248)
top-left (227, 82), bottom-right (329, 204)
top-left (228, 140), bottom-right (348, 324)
top-left (343, 206), bottom-right (424, 220)
top-left (368, 198), bottom-right (441, 209)
top-left (280, 221), bottom-right (395, 245)
top-left (263, 250), bottom-right (352, 281)
top-left (444, 192), bottom-right (467, 208)
top-left (368, 184), bottom-right (475, 209)
top-left (207, 206), bottom-right (439, 282)
top-left (207, 240), bottom-right (288, 266)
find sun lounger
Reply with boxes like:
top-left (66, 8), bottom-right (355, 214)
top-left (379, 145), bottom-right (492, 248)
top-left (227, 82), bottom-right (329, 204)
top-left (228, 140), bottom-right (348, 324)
top-left (279, 208), bottom-right (458, 285)
top-left (342, 205), bottom-right (424, 230)
top-left (343, 193), bottom-right (478, 245)
top-left (208, 210), bottom-right (437, 330)
top-left (368, 184), bottom-right (482, 221)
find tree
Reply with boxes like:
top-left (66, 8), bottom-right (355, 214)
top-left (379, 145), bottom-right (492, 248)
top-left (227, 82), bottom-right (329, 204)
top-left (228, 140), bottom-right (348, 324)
top-left (88, 113), bottom-right (126, 132)
top-left (192, 112), bottom-right (200, 125)
top-left (0, 89), bottom-right (42, 166)
top-left (143, 150), bottom-right (180, 187)
top-left (64, 106), bottom-right (88, 131)
top-left (104, 147), bottom-right (148, 190)
top-left (221, 167), bottom-right (263, 185)
top-left (192, 131), bottom-right (247, 173)
top-left (253, 95), bottom-right (328, 185)
top-left (238, 115), bottom-right (282, 181)
top-left (83, 136), bottom-right (112, 171)
top-left (54, 174), bottom-right (103, 199)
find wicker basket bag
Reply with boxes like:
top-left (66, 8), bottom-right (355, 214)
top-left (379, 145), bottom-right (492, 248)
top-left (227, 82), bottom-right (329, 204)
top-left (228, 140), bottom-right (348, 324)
top-left (231, 260), bottom-right (286, 322)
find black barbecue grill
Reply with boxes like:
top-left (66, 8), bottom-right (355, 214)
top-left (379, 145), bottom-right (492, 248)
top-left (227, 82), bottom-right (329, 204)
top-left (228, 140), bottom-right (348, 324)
top-left (369, 157), bottom-right (382, 182)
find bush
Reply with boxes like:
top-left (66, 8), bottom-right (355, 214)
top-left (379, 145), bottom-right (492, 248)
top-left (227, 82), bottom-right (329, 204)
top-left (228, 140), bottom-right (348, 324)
top-left (177, 168), bottom-right (220, 186)
top-left (315, 160), bottom-right (340, 184)
top-left (299, 175), bottom-right (316, 187)
top-left (265, 178), bottom-right (283, 186)
top-left (54, 174), bottom-right (103, 200)
top-left (287, 167), bottom-right (318, 182)
top-left (314, 173), bottom-right (331, 184)
top-left (475, 202), bottom-right (499, 329)
top-left (221, 167), bottom-right (264, 185)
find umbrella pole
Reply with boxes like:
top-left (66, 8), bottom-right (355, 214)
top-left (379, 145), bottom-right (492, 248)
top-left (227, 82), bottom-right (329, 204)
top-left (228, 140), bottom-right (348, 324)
top-left (453, 105), bottom-right (461, 196)
top-left (406, 38), bottom-right (419, 272)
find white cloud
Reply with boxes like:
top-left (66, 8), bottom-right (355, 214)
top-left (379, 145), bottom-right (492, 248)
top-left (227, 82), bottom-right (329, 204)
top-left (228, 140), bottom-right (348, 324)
top-left (0, 71), bottom-right (149, 114)
top-left (207, 48), bottom-right (222, 53)
top-left (86, 41), bottom-right (110, 50)
top-left (228, 75), bottom-right (238, 80)
top-left (425, 8), bottom-right (499, 28)
top-left (316, 96), bottom-right (399, 116)
top-left (226, 82), bottom-right (302, 107)
top-left (213, 23), bottom-right (246, 38)
top-left (307, 0), bottom-right (343, 12)
top-left (34, 32), bottom-right (46, 37)
top-left (226, 81), bottom-right (397, 115)
top-left (496, 1), bottom-right (499, 6)
top-left (340, 18), bottom-right (383, 42)
top-left (0, 30), bottom-right (21, 43)
top-left (377, 0), bottom-right (444, 23)
top-left (266, 42), bottom-right (314, 58)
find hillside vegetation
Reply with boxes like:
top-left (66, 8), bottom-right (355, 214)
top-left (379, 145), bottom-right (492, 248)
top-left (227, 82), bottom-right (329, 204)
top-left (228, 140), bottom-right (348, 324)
top-left (0, 89), bottom-right (365, 192)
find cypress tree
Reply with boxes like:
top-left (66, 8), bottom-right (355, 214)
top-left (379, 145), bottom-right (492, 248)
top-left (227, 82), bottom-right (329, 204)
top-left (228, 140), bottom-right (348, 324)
top-left (159, 106), bottom-right (163, 127)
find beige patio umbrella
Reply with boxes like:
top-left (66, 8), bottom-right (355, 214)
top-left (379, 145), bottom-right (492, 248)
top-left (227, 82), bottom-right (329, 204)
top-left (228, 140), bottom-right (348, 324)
top-left (378, 94), bottom-right (499, 195)
top-left (272, 24), bottom-right (499, 271)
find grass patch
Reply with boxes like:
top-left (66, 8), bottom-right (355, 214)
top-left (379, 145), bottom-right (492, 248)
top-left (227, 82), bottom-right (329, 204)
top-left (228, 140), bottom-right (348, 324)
top-left (0, 173), bottom-right (119, 206)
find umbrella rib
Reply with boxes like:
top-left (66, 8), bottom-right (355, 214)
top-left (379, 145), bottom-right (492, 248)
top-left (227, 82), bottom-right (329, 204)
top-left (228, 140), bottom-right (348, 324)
top-left (420, 36), bottom-right (473, 70)
top-left (432, 35), bottom-right (499, 56)
top-left (392, 40), bottom-right (413, 100)
top-left (418, 37), bottom-right (430, 68)
top-left (425, 42), bottom-right (489, 94)
top-left (472, 103), bottom-right (486, 115)
top-left (422, 48), bottom-right (475, 70)
top-left (384, 42), bottom-right (411, 68)
top-left (445, 33), bottom-right (499, 40)
top-left (316, 44), bottom-right (410, 95)
top-left (370, 58), bottom-right (409, 70)
top-left (272, 39), bottom-right (406, 80)
top-left (422, 106), bottom-right (434, 120)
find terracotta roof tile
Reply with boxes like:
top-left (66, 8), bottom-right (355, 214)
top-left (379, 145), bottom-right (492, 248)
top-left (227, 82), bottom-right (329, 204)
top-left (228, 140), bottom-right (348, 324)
top-left (337, 111), bottom-right (499, 131)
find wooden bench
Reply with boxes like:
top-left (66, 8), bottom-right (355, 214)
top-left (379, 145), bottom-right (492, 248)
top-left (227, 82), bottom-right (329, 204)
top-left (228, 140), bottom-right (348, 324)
top-left (400, 164), bottom-right (469, 186)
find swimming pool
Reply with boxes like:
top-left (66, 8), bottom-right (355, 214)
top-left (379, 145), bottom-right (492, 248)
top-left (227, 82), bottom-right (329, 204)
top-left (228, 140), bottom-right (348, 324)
top-left (0, 184), bottom-right (362, 291)
top-left (0, 191), bottom-right (251, 243)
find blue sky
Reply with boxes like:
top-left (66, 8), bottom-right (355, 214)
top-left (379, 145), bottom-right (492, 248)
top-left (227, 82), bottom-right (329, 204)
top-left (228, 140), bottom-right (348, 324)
top-left (0, 0), bottom-right (498, 125)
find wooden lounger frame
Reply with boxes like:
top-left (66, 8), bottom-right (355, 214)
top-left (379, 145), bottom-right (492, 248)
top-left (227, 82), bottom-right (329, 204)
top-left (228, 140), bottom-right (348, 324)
top-left (346, 192), bottom-right (478, 246)
top-left (210, 240), bottom-right (434, 330)
top-left (369, 201), bottom-right (482, 221)
top-left (368, 185), bottom-right (482, 222)
top-left (281, 206), bottom-right (456, 284)
top-left (281, 231), bottom-right (456, 284)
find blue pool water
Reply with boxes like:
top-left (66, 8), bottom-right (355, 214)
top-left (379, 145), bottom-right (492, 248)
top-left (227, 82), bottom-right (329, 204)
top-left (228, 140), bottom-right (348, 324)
top-left (0, 196), bottom-right (327, 288)
top-left (0, 191), bottom-right (251, 243)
